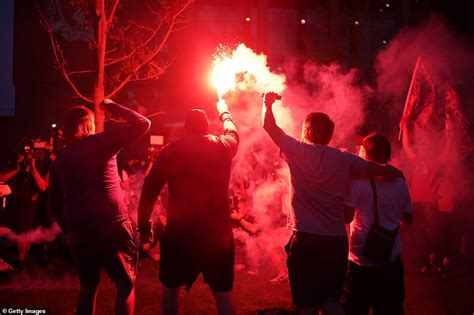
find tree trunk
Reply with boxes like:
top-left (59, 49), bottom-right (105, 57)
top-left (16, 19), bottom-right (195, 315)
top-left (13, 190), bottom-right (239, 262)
top-left (93, 0), bottom-right (107, 132)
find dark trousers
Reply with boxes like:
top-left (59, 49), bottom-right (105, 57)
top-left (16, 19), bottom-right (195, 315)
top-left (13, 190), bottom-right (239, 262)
top-left (342, 257), bottom-right (405, 315)
top-left (286, 232), bottom-right (348, 308)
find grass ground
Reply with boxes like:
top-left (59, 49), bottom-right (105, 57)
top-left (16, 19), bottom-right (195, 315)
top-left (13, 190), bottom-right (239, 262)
top-left (0, 229), bottom-right (473, 314)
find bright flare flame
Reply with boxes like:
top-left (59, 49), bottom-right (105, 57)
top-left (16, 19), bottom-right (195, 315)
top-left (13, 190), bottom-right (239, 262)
top-left (211, 44), bottom-right (286, 100)
top-left (211, 57), bottom-right (240, 99)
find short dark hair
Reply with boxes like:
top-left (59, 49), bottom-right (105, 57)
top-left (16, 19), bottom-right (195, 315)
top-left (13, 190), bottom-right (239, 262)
top-left (301, 112), bottom-right (334, 145)
top-left (64, 106), bottom-right (95, 142)
top-left (185, 109), bottom-right (209, 135)
top-left (362, 132), bottom-right (391, 164)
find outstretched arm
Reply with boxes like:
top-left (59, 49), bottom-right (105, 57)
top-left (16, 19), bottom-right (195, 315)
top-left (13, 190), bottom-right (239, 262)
top-left (365, 163), bottom-right (405, 180)
top-left (347, 152), bottom-right (405, 181)
top-left (99, 99), bottom-right (151, 152)
top-left (0, 169), bottom-right (18, 183)
top-left (262, 92), bottom-right (286, 146)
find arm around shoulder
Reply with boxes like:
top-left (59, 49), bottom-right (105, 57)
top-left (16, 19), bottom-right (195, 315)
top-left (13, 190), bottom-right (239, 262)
top-left (365, 162), bottom-right (404, 180)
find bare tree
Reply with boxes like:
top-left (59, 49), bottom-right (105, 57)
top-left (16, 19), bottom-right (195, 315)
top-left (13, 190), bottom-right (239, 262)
top-left (39, 0), bottom-right (192, 131)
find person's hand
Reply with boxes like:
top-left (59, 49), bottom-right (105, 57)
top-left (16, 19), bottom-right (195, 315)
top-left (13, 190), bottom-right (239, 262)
top-left (138, 231), bottom-right (152, 251)
top-left (217, 99), bottom-right (233, 122)
top-left (101, 98), bottom-right (115, 111)
top-left (230, 210), bottom-right (242, 221)
top-left (263, 92), bottom-right (281, 108)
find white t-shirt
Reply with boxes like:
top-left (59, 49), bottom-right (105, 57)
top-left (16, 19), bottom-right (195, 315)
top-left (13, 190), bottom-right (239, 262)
top-left (344, 177), bottom-right (413, 266)
top-left (279, 135), bottom-right (368, 236)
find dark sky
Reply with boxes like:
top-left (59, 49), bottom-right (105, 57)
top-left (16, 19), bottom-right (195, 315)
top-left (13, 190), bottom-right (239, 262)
top-left (0, 0), bottom-right (14, 116)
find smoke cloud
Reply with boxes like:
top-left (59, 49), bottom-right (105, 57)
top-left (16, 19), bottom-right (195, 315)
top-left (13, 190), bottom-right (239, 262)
top-left (208, 44), bottom-right (371, 275)
top-left (211, 16), bottom-right (474, 271)
top-left (0, 223), bottom-right (61, 244)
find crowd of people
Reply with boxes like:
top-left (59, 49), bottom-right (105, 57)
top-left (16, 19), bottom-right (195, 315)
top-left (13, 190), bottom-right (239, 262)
top-left (0, 93), bottom-right (471, 315)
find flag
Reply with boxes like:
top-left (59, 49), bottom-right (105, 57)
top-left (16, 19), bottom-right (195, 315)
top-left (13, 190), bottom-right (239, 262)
top-left (399, 57), bottom-right (473, 203)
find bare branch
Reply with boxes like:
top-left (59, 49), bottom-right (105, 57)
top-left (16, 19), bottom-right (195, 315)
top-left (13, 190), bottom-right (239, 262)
top-left (104, 17), bottom-right (165, 67)
top-left (129, 60), bottom-right (170, 82)
top-left (107, 110), bottom-right (166, 123)
top-left (67, 69), bottom-right (95, 76)
top-left (37, 7), bottom-right (93, 103)
top-left (128, 20), bottom-right (156, 34)
top-left (145, 0), bottom-right (161, 17)
top-left (107, 0), bottom-right (120, 27)
top-left (106, 0), bottom-right (192, 98)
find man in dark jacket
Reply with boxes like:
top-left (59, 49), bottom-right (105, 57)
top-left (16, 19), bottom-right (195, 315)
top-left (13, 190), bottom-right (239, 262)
top-left (49, 99), bottom-right (150, 315)
top-left (138, 100), bottom-right (238, 315)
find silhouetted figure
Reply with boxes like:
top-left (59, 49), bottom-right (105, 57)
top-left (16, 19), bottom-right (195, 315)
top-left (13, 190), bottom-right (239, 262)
top-left (49, 99), bottom-right (150, 315)
top-left (342, 132), bottom-right (413, 315)
top-left (138, 101), bottom-right (238, 315)
top-left (0, 146), bottom-right (50, 264)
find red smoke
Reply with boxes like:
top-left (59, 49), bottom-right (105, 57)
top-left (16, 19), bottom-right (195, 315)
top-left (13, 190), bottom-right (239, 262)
top-left (376, 15), bottom-right (474, 123)
top-left (207, 44), bottom-right (372, 271)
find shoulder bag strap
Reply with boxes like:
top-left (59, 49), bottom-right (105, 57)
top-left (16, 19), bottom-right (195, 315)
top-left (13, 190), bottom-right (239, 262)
top-left (368, 176), bottom-right (379, 226)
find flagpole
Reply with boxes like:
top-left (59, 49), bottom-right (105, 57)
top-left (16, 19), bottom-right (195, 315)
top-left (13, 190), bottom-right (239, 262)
top-left (399, 56), bottom-right (421, 141)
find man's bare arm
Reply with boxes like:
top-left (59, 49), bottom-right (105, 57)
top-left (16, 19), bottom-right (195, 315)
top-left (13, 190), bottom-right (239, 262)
top-left (262, 92), bottom-right (286, 146)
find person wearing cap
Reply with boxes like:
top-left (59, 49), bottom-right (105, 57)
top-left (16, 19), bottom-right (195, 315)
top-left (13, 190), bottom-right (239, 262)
top-left (342, 132), bottom-right (413, 315)
top-left (262, 92), bottom-right (404, 315)
top-left (137, 100), bottom-right (239, 315)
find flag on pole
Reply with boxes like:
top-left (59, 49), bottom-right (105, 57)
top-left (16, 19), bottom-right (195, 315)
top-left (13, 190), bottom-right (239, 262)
top-left (399, 57), bottom-right (472, 202)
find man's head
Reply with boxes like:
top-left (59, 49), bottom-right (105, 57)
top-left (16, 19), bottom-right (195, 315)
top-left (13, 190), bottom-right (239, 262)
top-left (64, 106), bottom-right (95, 142)
top-left (185, 109), bottom-right (209, 135)
top-left (301, 112), bottom-right (334, 145)
top-left (361, 132), bottom-right (391, 164)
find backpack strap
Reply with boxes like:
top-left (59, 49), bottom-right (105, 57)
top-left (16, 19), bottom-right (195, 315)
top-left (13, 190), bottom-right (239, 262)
top-left (369, 176), bottom-right (400, 236)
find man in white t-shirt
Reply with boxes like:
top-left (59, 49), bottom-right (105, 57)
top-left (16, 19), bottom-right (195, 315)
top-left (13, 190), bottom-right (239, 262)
top-left (342, 132), bottom-right (413, 315)
top-left (262, 93), bottom-right (404, 315)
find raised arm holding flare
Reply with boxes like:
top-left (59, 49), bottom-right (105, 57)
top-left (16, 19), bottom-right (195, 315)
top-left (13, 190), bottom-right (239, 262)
top-left (138, 100), bottom-right (238, 315)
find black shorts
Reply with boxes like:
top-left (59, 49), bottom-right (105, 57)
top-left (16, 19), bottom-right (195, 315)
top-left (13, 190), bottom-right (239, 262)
top-left (71, 220), bottom-right (138, 286)
top-left (159, 229), bottom-right (234, 292)
top-left (285, 232), bottom-right (348, 308)
top-left (341, 257), bottom-right (405, 315)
